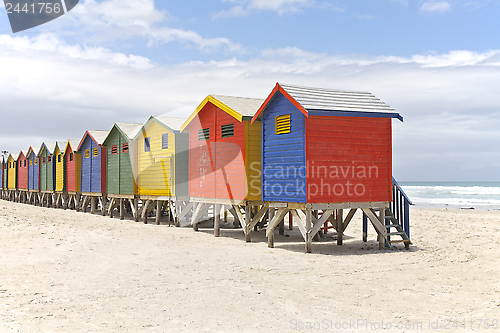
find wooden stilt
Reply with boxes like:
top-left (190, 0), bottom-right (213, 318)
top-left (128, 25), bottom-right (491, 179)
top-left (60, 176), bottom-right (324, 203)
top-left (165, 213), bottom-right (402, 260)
top-left (312, 210), bottom-right (319, 241)
top-left (214, 204), bottom-right (221, 237)
top-left (90, 197), bottom-right (96, 214)
top-left (267, 207), bottom-right (275, 248)
top-left (336, 209), bottom-right (344, 245)
top-left (134, 199), bottom-right (139, 222)
top-left (155, 200), bottom-right (162, 225)
top-left (245, 205), bottom-right (251, 242)
top-left (378, 207), bottom-right (385, 250)
top-left (120, 198), bottom-right (124, 220)
top-left (305, 209), bottom-right (312, 253)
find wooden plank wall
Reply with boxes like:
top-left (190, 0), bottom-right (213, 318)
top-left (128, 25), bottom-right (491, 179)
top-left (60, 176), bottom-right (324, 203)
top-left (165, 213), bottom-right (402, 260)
top-left (137, 121), bottom-right (175, 196)
top-left (262, 92), bottom-right (307, 203)
top-left (245, 119), bottom-right (261, 201)
top-left (55, 146), bottom-right (65, 192)
top-left (17, 153), bottom-right (28, 190)
top-left (305, 116), bottom-right (392, 203)
top-left (7, 156), bottom-right (17, 189)
top-left (28, 152), bottom-right (39, 190)
top-left (106, 128), bottom-right (135, 195)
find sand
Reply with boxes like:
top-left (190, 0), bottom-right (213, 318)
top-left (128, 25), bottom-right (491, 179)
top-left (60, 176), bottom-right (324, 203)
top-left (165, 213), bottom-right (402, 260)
top-left (1, 200), bottom-right (500, 332)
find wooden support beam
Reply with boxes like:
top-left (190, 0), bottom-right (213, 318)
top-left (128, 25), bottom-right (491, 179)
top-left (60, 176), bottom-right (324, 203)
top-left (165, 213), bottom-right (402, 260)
top-left (177, 202), bottom-right (194, 222)
top-left (245, 205), bottom-right (251, 242)
top-left (265, 208), bottom-right (289, 238)
top-left (310, 209), bottom-right (334, 242)
top-left (342, 208), bottom-right (357, 231)
top-left (142, 199), bottom-right (152, 223)
top-left (155, 200), bottom-right (162, 225)
top-left (305, 209), bottom-right (312, 253)
top-left (108, 198), bottom-right (116, 218)
top-left (191, 203), bottom-right (210, 231)
top-left (134, 199), bottom-right (139, 222)
top-left (120, 198), bottom-right (124, 220)
top-left (378, 206), bottom-right (385, 250)
top-left (248, 205), bottom-right (268, 231)
top-left (214, 204), bottom-right (221, 237)
top-left (90, 197), bottom-right (96, 215)
top-left (361, 208), bottom-right (388, 248)
top-left (291, 210), bottom-right (307, 240)
top-left (336, 209), bottom-right (344, 245)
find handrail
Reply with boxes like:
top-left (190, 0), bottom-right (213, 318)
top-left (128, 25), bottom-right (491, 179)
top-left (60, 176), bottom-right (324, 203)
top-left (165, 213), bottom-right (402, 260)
top-left (392, 177), bottom-right (413, 205)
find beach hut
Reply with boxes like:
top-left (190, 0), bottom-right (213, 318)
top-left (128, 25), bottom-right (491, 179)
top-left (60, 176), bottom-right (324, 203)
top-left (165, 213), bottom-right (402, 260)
top-left (64, 139), bottom-right (81, 210)
top-left (52, 141), bottom-right (68, 208)
top-left (0, 156), bottom-right (4, 190)
top-left (27, 146), bottom-right (40, 205)
top-left (250, 83), bottom-right (408, 252)
top-left (77, 130), bottom-right (109, 214)
top-left (38, 142), bottom-right (56, 207)
top-left (180, 95), bottom-right (264, 239)
top-left (103, 123), bottom-right (142, 219)
top-left (6, 153), bottom-right (18, 201)
top-left (133, 117), bottom-right (189, 224)
top-left (17, 150), bottom-right (29, 202)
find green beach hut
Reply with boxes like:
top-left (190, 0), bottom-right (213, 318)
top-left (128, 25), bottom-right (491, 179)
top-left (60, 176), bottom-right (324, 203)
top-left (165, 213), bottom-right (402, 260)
top-left (39, 142), bottom-right (56, 192)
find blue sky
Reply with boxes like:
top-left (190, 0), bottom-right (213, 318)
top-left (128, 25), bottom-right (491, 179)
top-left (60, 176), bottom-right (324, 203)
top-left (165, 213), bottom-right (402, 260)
top-left (0, 0), bottom-right (499, 181)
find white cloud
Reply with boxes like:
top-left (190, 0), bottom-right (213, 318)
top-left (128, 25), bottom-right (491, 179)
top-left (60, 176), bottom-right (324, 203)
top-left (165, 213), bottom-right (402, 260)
top-left (214, 0), bottom-right (337, 18)
top-left (1, 38), bottom-right (500, 180)
top-left (420, 1), bottom-right (452, 13)
top-left (65, 0), bottom-right (243, 53)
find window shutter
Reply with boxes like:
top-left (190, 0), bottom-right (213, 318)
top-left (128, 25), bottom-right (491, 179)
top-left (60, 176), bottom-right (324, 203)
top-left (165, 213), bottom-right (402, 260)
top-left (221, 124), bottom-right (234, 138)
top-left (198, 128), bottom-right (210, 141)
top-left (162, 134), bottom-right (169, 149)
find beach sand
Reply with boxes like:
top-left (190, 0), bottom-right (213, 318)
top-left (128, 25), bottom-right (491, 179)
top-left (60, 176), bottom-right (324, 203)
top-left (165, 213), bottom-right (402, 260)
top-left (1, 200), bottom-right (499, 332)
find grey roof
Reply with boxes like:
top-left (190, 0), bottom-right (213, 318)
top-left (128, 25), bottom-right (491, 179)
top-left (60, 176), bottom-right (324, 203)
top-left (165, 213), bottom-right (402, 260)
top-left (67, 139), bottom-right (80, 152)
top-left (10, 153), bottom-right (19, 160)
top-left (88, 130), bottom-right (110, 145)
top-left (40, 142), bottom-right (56, 155)
top-left (154, 117), bottom-right (186, 132)
top-left (211, 95), bottom-right (265, 117)
top-left (55, 141), bottom-right (67, 154)
top-left (115, 123), bottom-right (143, 139)
top-left (280, 83), bottom-right (397, 114)
top-left (28, 146), bottom-right (40, 156)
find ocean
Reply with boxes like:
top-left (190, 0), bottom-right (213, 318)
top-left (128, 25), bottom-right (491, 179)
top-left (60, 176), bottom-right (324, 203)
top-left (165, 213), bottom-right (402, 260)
top-left (399, 182), bottom-right (500, 210)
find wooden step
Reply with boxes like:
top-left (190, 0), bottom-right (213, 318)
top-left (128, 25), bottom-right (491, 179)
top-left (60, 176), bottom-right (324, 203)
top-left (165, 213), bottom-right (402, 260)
top-left (388, 232), bottom-right (406, 237)
top-left (389, 239), bottom-right (411, 244)
top-left (385, 224), bottom-right (401, 228)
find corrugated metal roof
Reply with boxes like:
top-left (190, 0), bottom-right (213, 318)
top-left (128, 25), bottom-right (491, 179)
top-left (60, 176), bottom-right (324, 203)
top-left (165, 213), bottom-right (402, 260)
top-left (280, 83), bottom-right (396, 114)
top-left (211, 95), bottom-right (265, 117)
top-left (88, 130), bottom-right (110, 145)
top-left (116, 123), bottom-right (143, 139)
top-left (154, 117), bottom-right (186, 132)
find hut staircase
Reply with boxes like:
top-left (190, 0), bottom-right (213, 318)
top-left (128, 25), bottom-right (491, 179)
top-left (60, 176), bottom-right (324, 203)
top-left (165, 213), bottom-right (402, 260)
top-left (384, 177), bottom-right (412, 249)
top-left (384, 208), bottom-right (411, 249)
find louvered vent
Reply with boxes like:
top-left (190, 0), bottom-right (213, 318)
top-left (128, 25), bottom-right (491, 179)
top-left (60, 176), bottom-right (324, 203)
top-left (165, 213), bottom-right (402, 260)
top-left (198, 128), bottom-right (210, 141)
top-left (221, 124), bottom-right (234, 138)
top-left (275, 114), bottom-right (291, 135)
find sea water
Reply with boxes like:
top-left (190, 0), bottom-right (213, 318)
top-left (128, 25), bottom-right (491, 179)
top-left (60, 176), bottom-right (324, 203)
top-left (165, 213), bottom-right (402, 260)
top-left (399, 182), bottom-right (500, 209)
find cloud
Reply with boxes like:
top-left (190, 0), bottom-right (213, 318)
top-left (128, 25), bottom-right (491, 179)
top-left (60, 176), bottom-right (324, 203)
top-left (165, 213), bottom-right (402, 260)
top-left (214, 0), bottom-right (337, 18)
top-left (64, 0), bottom-right (243, 53)
top-left (420, 1), bottom-right (452, 13)
top-left (1, 37), bottom-right (500, 180)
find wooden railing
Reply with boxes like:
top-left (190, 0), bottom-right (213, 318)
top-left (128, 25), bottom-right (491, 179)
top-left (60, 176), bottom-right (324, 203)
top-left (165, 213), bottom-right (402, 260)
top-left (391, 177), bottom-right (413, 238)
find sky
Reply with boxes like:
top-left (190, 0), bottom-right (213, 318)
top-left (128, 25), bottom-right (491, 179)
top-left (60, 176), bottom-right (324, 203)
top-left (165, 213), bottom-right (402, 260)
top-left (0, 0), bottom-right (499, 181)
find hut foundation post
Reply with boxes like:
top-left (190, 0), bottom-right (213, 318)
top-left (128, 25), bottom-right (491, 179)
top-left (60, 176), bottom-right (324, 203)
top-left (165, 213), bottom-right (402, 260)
top-left (289, 212), bottom-right (293, 230)
top-left (244, 205), bottom-right (251, 242)
top-left (336, 209), bottom-right (344, 245)
top-left (90, 197), bottom-right (96, 214)
top-left (362, 213), bottom-right (368, 242)
top-left (267, 208), bottom-right (275, 248)
top-left (305, 209), bottom-right (312, 253)
top-left (108, 198), bottom-right (115, 218)
top-left (214, 204), bottom-right (221, 237)
top-left (312, 210), bottom-right (319, 241)
top-left (120, 198), bottom-right (124, 220)
top-left (155, 200), bottom-right (162, 225)
top-left (378, 207), bottom-right (385, 250)
top-left (278, 216), bottom-right (285, 236)
top-left (134, 199), bottom-right (139, 222)
top-left (101, 196), bottom-right (107, 216)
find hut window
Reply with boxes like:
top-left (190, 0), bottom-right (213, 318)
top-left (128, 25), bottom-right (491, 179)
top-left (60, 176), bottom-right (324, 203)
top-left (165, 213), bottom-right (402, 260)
top-left (198, 128), bottom-right (210, 141)
top-left (122, 143), bottom-right (129, 153)
top-left (144, 137), bottom-right (150, 152)
top-left (111, 145), bottom-right (118, 155)
top-left (93, 148), bottom-right (98, 157)
top-left (85, 149), bottom-right (90, 158)
top-left (70, 153), bottom-right (74, 161)
top-left (30, 159), bottom-right (32, 166)
top-left (221, 124), bottom-right (234, 138)
top-left (58, 155), bottom-right (61, 163)
top-left (35, 159), bottom-right (37, 165)
top-left (42, 157), bottom-right (46, 164)
top-left (275, 114), bottom-right (291, 135)
top-left (162, 134), bottom-right (169, 149)
top-left (48, 156), bottom-right (52, 163)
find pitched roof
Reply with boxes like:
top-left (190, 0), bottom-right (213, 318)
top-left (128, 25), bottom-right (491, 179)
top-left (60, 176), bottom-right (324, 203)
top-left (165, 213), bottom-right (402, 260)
top-left (180, 95), bottom-right (264, 132)
top-left (115, 123), bottom-right (143, 139)
top-left (133, 116), bottom-right (186, 140)
top-left (67, 139), bottom-right (80, 152)
top-left (252, 82), bottom-right (402, 123)
top-left (39, 142), bottom-right (56, 155)
top-left (28, 146), bottom-right (40, 157)
top-left (87, 130), bottom-right (109, 145)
